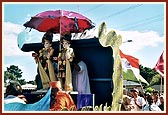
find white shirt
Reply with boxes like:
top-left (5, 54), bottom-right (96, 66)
top-left (153, 99), bottom-right (161, 106)
top-left (142, 103), bottom-right (161, 111)
top-left (130, 96), bottom-right (146, 111)
top-left (4, 95), bottom-right (26, 104)
top-left (72, 61), bottom-right (91, 94)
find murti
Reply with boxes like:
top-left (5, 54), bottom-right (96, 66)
top-left (57, 34), bottom-right (74, 92)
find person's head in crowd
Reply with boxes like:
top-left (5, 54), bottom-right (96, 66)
top-left (152, 90), bottom-right (159, 100)
top-left (131, 88), bottom-right (139, 97)
top-left (5, 81), bottom-right (23, 97)
top-left (152, 90), bottom-right (159, 95)
top-left (147, 95), bottom-right (153, 105)
top-left (159, 94), bottom-right (164, 104)
top-left (144, 92), bottom-right (151, 100)
top-left (123, 88), bottom-right (127, 95)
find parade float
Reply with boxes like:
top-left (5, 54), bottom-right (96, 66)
top-left (5, 10), bottom-right (123, 111)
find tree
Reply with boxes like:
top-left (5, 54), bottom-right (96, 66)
top-left (4, 65), bottom-right (26, 85)
top-left (27, 80), bottom-right (36, 85)
top-left (4, 71), bottom-right (17, 83)
top-left (148, 74), bottom-right (162, 86)
top-left (139, 65), bottom-right (163, 87)
top-left (145, 87), bottom-right (155, 93)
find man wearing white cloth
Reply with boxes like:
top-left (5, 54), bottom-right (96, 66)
top-left (72, 56), bottom-right (91, 94)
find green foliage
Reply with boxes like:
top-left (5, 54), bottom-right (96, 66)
top-left (139, 65), bottom-right (161, 86)
top-left (27, 80), bottom-right (36, 85)
top-left (148, 74), bottom-right (162, 87)
top-left (7, 65), bottom-right (23, 78)
top-left (19, 79), bottom-right (27, 85)
top-left (4, 65), bottom-right (26, 85)
top-left (4, 71), bottom-right (17, 83)
top-left (145, 87), bottom-right (155, 93)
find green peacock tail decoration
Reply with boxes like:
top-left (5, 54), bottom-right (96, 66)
top-left (98, 22), bottom-right (123, 111)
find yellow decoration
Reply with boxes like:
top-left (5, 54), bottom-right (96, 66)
top-left (98, 22), bottom-right (123, 111)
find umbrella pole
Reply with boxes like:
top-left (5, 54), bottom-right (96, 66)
top-left (59, 17), bottom-right (62, 52)
top-left (58, 17), bottom-right (64, 88)
top-left (59, 40), bottom-right (61, 51)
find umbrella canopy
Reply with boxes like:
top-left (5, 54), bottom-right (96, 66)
top-left (23, 10), bottom-right (95, 35)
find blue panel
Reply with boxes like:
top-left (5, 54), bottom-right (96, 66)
top-left (77, 94), bottom-right (95, 110)
top-left (72, 39), bottom-right (114, 106)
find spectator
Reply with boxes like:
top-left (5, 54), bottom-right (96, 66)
top-left (121, 88), bottom-right (134, 111)
top-left (49, 81), bottom-right (76, 111)
top-left (142, 95), bottom-right (161, 111)
top-left (144, 92), bottom-right (151, 103)
top-left (4, 81), bottom-right (27, 104)
top-left (130, 88), bottom-right (146, 111)
top-left (158, 94), bottom-right (164, 111)
top-left (72, 56), bottom-right (91, 94)
top-left (152, 90), bottom-right (161, 106)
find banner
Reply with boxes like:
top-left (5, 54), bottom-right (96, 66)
top-left (154, 51), bottom-right (164, 77)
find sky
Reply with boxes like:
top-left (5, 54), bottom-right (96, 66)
top-left (2, 2), bottom-right (165, 82)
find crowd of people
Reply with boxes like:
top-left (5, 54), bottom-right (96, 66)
top-left (121, 87), bottom-right (164, 111)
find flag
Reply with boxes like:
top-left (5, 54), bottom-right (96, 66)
top-left (154, 51), bottom-right (164, 77)
top-left (120, 50), bottom-right (140, 81)
top-left (119, 50), bottom-right (149, 85)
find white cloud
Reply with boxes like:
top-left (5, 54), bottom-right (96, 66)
top-left (87, 26), bottom-right (164, 55)
top-left (118, 30), bottom-right (164, 54)
top-left (3, 22), bottom-right (32, 56)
